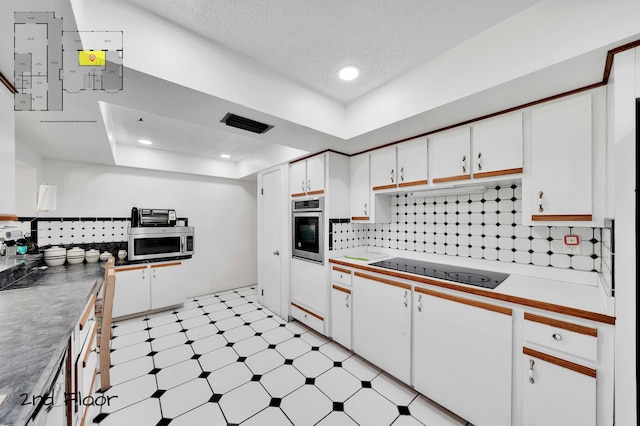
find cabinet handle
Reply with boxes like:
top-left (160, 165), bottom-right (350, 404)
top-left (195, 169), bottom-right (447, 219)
top-left (153, 269), bottom-right (156, 279)
top-left (364, 203), bottom-right (368, 216)
top-left (390, 169), bottom-right (394, 183)
top-left (142, 269), bottom-right (145, 279)
top-left (462, 155), bottom-right (467, 173)
top-left (273, 250), bottom-right (280, 256)
top-left (477, 152), bottom-right (482, 171)
top-left (417, 294), bottom-right (422, 312)
top-left (552, 333), bottom-right (562, 341)
top-left (307, 179), bottom-right (311, 191)
top-left (538, 191), bottom-right (544, 212)
top-left (301, 180), bottom-right (305, 192)
top-left (345, 294), bottom-right (350, 308)
top-left (529, 359), bottom-right (535, 384)
top-left (403, 290), bottom-right (408, 308)
top-left (400, 167), bottom-right (404, 182)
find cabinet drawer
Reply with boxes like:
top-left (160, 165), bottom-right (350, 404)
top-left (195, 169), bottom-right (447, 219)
top-left (524, 312), bottom-right (598, 361)
top-left (290, 302), bottom-right (324, 334)
top-left (331, 266), bottom-right (352, 286)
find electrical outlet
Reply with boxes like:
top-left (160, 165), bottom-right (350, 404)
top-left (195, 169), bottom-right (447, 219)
top-left (562, 234), bottom-right (580, 254)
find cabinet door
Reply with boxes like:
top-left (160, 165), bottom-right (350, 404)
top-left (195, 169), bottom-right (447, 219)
top-left (150, 262), bottom-right (184, 310)
top-left (352, 272), bottom-right (411, 383)
top-left (330, 285), bottom-right (352, 349)
top-left (290, 161), bottom-right (307, 196)
top-left (413, 288), bottom-right (512, 426)
top-left (291, 257), bottom-right (327, 316)
top-left (113, 266), bottom-right (151, 318)
top-left (472, 112), bottom-right (523, 178)
top-left (397, 137), bottom-right (428, 187)
top-left (305, 155), bottom-right (325, 194)
top-left (370, 146), bottom-right (397, 190)
top-left (350, 153), bottom-right (370, 220)
top-left (428, 127), bottom-right (471, 183)
top-left (522, 347), bottom-right (596, 426)
top-left (529, 93), bottom-right (592, 221)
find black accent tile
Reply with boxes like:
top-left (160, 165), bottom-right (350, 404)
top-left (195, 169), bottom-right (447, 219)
top-left (156, 418), bottom-right (172, 426)
top-left (361, 381), bottom-right (372, 388)
top-left (305, 377), bottom-right (315, 385)
top-left (145, 338), bottom-right (155, 343)
top-left (235, 314), bottom-right (241, 317)
top-left (254, 332), bottom-right (262, 337)
top-left (333, 361), bottom-right (342, 368)
top-left (284, 359), bottom-right (294, 365)
top-left (93, 412), bottom-right (110, 423)
top-left (269, 397), bottom-right (282, 407)
top-left (147, 351), bottom-right (158, 357)
top-left (279, 324), bottom-right (286, 327)
top-left (180, 329), bottom-right (188, 333)
top-left (251, 375), bottom-right (262, 382)
top-left (150, 389), bottom-right (166, 398)
top-left (398, 406), bottom-right (411, 415)
top-left (293, 334), bottom-right (302, 338)
top-left (209, 393), bottom-right (223, 403)
top-left (144, 327), bottom-right (152, 331)
top-left (237, 357), bottom-right (247, 362)
top-left (199, 372), bottom-right (211, 378)
top-left (333, 401), bottom-right (344, 411)
top-left (148, 368), bottom-right (161, 375)
top-left (191, 354), bottom-right (201, 360)
top-left (210, 321), bottom-right (217, 325)
top-left (311, 346), bottom-right (319, 351)
top-left (217, 330), bottom-right (224, 334)
top-left (226, 342), bottom-right (235, 347)
top-left (185, 340), bottom-right (194, 345)
top-left (244, 322), bottom-right (252, 326)
top-left (268, 344), bottom-right (276, 349)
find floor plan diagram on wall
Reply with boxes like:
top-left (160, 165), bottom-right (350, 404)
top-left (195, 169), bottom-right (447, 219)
top-left (14, 11), bottom-right (123, 111)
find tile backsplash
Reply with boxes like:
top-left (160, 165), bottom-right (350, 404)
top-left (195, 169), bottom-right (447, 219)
top-left (331, 184), bottom-right (607, 273)
top-left (16, 217), bottom-right (129, 250)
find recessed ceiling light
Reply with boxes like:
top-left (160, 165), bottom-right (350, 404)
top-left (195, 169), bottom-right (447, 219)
top-left (220, 154), bottom-right (231, 159)
top-left (339, 66), bottom-right (359, 81)
top-left (138, 139), bottom-right (153, 145)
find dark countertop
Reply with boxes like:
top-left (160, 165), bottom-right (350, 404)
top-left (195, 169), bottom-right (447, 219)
top-left (0, 262), bottom-right (105, 426)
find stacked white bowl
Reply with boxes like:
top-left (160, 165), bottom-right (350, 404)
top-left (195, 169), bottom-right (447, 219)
top-left (99, 251), bottom-right (112, 262)
top-left (66, 247), bottom-right (85, 264)
top-left (44, 246), bottom-right (66, 267)
top-left (85, 249), bottom-right (100, 263)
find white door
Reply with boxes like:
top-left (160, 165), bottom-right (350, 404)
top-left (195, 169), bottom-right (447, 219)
top-left (260, 169), bottom-right (283, 317)
top-left (305, 155), bottom-right (326, 193)
top-left (472, 112), bottom-right (523, 177)
top-left (150, 262), bottom-right (183, 309)
top-left (397, 137), bottom-right (428, 186)
top-left (349, 153), bottom-right (370, 220)
top-left (429, 127), bottom-right (471, 183)
top-left (113, 266), bottom-right (151, 318)
top-left (330, 286), bottom-right (352, 349)
top-left (370, 146), bottom-right (397, 190)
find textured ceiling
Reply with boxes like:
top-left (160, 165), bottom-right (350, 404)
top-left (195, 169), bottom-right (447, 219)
top-left (127, 0), bottom-right (541, 103)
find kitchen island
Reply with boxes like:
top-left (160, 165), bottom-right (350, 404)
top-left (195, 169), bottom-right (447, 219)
top-left (0, 262), bottom-right (104, 426)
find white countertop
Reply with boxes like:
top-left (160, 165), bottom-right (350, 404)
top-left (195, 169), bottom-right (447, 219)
top-left (331, 247), bottom-right (614, 319)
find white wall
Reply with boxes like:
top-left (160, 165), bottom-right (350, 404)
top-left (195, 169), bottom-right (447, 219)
top-left (39, 159), bottom-right (258, 297)
top-left (0, 89), bottom-right (15, 216)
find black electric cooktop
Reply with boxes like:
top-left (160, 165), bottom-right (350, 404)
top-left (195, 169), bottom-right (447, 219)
top-left (368, 257), bottom-right (509, 289)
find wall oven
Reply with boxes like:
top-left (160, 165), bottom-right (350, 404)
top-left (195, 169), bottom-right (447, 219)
top-left (128, 226), bottom-right (195, 261)
top-left (292, 197), bottom-right (324, 263)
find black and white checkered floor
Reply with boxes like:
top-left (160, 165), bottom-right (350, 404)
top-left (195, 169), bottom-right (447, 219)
top-left (88, 286), bottom-right (471, 425)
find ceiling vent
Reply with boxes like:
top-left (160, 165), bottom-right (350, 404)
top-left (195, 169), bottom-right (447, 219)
top-left (221, 113), bottom-right (273, 134)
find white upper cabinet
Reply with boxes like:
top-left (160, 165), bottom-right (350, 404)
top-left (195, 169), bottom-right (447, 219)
top-left (527, 93), bottom-right (593, 223)
top-left (370, 146), bottom-right (397, 190)
top-left (350, 153), bottom-right (370, 220)
top-left (428, 127), bottom-right (471, 184)
top-left (290, 154), bottom-right (325, 197)
top-left (396, 137), bottom-right (428, 188)
top-left (472, 112), bottom-right (523, 178)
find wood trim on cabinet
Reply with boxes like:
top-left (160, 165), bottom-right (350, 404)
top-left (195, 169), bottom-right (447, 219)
top-left (291, 192), bottom-right (307, 197)
top-left (415, 286), bottom-right (512, 316)
top-left (472, 167), bottom-right (523, 179)
top-left (289, 149), bottom-right (348, 164)
top-left (151, 262), bottom-right (181, 269)
top-left (291, 302), bottom-right (324, 320)
top-left (398, 179), bottom-right (428, 188)
top-left (332, 284), bottom-right (352, 294)
top-left (351, 216), bottom-right (370, 221)
top-left (332, 266), bottom-right (352, 274)
top-left (524, 312), bottom-right (598, 337)
top-left (354, 271), bottom-right (411, 290)
top-left (329, 258), bottom-right (616, 324)
top-left (114, 265), bottom-right (147, 272)
top-left (523, 346), bottom-right (597, 378)
top-left (372, 183), bottom-right (397, 191)
top-left (82, 325), bottom-right (98, 367)
top-left (432, 174), bottom-right (471, 184)
top-left (531, 214), bottom-right (593, 221)
top-left (0, 214), bottom-right (19, 221)
top-left (78, 294), bottom-right (96, 330)
top-left (307, 189), bottom-right (325, 195)
top-left (602, 38), bottom-right (640, 83)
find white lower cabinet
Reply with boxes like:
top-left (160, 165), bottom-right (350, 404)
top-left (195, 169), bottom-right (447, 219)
top-left (113, 262), bottom-right (183, 318)
top-left (522, 347), bottom-right (596, 426)
top-left (412, 287), bottom-right (513, 426)
top-left (352, 272), bottom-right (411, 384)
top-left (330, 285), bottom-right (352, 349)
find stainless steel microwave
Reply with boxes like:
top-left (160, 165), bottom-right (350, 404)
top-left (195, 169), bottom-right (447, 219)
top-left (128, 226), bottom-right (194, 261)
